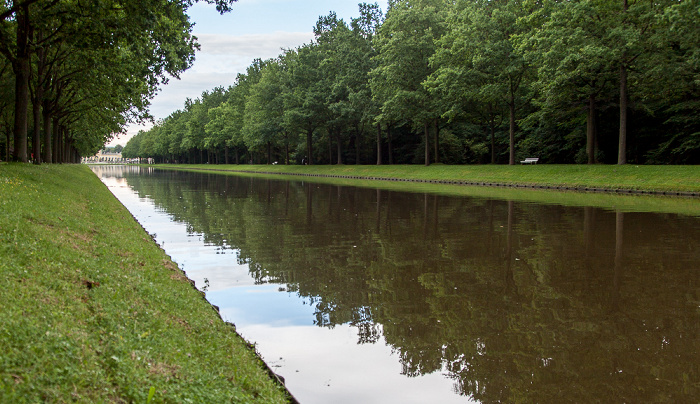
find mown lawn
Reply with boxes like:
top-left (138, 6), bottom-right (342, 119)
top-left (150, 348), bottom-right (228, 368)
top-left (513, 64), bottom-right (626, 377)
top-left (162, 163), bottom-right (700, 193)
top-left (155, 163), bottom-right (700, 217)
top-left (0, 163), bottom-right (290, 403)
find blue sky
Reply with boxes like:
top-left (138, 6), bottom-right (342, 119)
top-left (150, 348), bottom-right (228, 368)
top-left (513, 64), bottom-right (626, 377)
top-left (109, 0), bottom-right (388, 146)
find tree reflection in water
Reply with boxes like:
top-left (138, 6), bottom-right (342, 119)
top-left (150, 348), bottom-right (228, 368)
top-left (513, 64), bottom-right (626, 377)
top-left (122, 169), bottom-right (699, 403)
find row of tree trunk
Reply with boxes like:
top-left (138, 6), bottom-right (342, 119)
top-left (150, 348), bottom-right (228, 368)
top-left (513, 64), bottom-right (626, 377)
top-left (4, 121), bottom-right (80, 164)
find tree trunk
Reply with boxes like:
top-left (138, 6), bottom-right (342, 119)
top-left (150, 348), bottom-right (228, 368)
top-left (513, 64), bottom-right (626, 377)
top-left (587, 94), bottom-right (597, 164)
top-left (328, 131), bottom-right (333, 164)
top-left (62, 132), bottom-right (70, 163)
top-left (12, 58), bottom-right (30, 162)
top-left (284, 132), bottom-right (290, 165)
top-left (618, 62), bottom-right (628, 165)
top-left (52, 119), bottom-right (59, 163)
top-left (31, 30), bottom-right (46, 165)
top-left (583, 207), bottom-right (596, 281)
top-left (305, 183), bottom-right (313, 227)
top-left (12, 3), bottom-right (31, 163)
top-left (267, 141), bottom-right (272, 164)
top-left (612, 211), bottom-right (624, 311)
top-left (4, 128), bottom-right (10, 162)
top-left (67, 133), bottom-right (73, 163)
top-left (306, 128), bottom-right (313, 165)
top-left (433, 118), bottom-right (439, 164)
top-left (31, 89), bottom-right (42, 165)
top-left (336, 129), bottom-right (343, 165)
top-left (42, 107), bottom-right (51, 164)
top-left (504, 200), bottom-right (516, 294)
top-left (56, 125), bottom-right (63, 163)
top-left (490, 122), bottom-right (496, 164)
top-left (387, 125), bottom-right (393, 165)
top-left (488, 103), bottom-right (496, 164)
top-left (30, 116), bottom-right (39, 163)
top-left (508, 95), bottom-right (516, 165)
top-left (376, 123), bottom-right (382, 165)
top-left (355, 125), bottom-right (360, 165)
top-left (424, 122), bottom-right (430, 166)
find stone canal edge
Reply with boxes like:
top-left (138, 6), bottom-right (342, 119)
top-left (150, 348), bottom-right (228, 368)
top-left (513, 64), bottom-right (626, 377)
top-left (174, 167), bottom-right (700, 198)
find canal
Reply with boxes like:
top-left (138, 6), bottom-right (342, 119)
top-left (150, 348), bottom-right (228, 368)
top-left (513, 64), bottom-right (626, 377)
top-left (92, 165), bottom-right (699, 403)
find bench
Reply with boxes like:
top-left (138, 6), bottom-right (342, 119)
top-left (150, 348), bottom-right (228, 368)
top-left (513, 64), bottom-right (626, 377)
top-left (520, 158), bottom-right (539, 165)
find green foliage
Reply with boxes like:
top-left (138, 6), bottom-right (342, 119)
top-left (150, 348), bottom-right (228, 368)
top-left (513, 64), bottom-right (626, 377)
top-left (124, 0), bottom-right (699, 166)
top-left (371, 0), bottom-right (447, 128)
top-left (243, 59), bottom-right (286, 155)
top-left (0, 0), bottom-right (239, 162)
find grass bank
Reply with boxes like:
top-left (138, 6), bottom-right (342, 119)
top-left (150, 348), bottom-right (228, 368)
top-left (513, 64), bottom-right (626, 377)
top-left (155, 163), bottom-right (700, 216)
top-left (0, 163), bottom-right (291, 403)
top-left (161, 164), bottom-right (700, 195)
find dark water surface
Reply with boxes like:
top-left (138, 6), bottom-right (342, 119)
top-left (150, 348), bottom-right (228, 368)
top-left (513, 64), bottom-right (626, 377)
top-left (93, 166), bottom-right (699, 403)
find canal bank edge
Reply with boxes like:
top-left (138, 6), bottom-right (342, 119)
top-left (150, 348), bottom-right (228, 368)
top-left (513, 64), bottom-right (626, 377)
top-left (0, 164), bottom-right (295, 403)
top-left (157, 164), bottom-right (700, 197)
top-left (226, 170), bottom-right (700, 197)
top-left (106, 168), bottom-right (301, 404)
top-left (124, 191), bottom-right (301, 404)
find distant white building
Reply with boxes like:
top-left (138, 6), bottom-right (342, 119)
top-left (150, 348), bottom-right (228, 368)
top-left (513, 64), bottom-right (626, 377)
top-left (83, 150), bottom-right (139, 164)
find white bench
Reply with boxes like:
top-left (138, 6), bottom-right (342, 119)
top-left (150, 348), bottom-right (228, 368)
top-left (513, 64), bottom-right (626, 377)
top-left (520, 158), bottom-right (539, 164)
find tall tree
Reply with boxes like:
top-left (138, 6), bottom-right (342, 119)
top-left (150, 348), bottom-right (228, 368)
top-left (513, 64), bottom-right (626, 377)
top-left (282, 45), bottom-right (327, 165)
top-left (430, 0), bottom-right (530, 165)
top-left (517, 0), bottom-right (617, 164)
top-left (243, 59), bottom-right (288, 164)
top-left (370, 0), bottom-right (447, 166)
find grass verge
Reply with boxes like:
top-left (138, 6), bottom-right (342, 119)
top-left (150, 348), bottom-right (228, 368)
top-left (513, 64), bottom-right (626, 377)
top-left (0, 163), bottom-right (291, 403)
top-left (155, 163), bottom-right (700, 217)
top-left (160, 164), bottom-right (700, 194)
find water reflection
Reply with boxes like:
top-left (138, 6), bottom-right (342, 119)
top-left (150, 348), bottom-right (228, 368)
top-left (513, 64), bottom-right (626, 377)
top-left (93, 166), bottom-right (700, 403)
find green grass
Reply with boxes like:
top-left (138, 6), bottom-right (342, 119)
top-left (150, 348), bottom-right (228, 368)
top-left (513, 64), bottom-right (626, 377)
top-left (0, 163), bottom-right (291, 403)
top-left (160, 163), bottom-right (700, 193)
top-left (156, 163), bottom-right (700, 217)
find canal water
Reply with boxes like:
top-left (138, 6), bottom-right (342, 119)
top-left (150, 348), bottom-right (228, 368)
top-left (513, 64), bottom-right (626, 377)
top-left (92, 166), bottom-right (699, 403)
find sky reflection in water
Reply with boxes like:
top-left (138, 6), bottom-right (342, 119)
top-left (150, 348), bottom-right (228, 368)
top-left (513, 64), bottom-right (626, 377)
top-left (96, 168), bottom-right (468, 404)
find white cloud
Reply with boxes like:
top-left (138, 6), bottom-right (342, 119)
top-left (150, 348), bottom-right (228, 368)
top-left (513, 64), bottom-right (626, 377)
top-left (196, 32), bottom-right (311, 57)
top-left (235, 324), bottom-right (472, 404)
top-left (109, 31), bottom-right (313, 147)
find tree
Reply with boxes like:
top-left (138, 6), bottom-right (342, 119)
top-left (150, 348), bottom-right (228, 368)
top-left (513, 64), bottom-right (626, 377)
top-left (185, 86), bottom-right (227, 163)
top-left (313, 8), bottom-right (382, 165)
top-left (0, 0), bottom-right (238, 162)
top-left (370, 0), bottom-right (447, 166)
top-left (282, 45), bottom-right (327, 165)
top-left (517, 0), bottom-right (618, 164)
top-left (429, 0), bottom-right (530, 165)
top-left (243, 59), bottom-right (289, 164)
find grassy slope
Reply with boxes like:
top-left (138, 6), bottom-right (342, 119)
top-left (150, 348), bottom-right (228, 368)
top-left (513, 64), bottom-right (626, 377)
top-left (0, 164), bottom-right (290, 403)
top-left (160, 163), bottom-right (700, 217)
top-left (162, 164), bottom-right (700, 193)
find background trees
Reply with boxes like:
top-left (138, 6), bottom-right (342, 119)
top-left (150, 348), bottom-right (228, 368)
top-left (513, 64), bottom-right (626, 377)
top-left (243, 58), bottom-right (288, 164)
top-left (123, 0), bottom-right (698, 166)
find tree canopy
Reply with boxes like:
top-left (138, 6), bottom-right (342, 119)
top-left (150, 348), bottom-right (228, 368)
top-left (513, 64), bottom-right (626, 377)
top-left (0, 0), bottom-right (237, 163)
top-left (12, 0), bottom-right (694, 166)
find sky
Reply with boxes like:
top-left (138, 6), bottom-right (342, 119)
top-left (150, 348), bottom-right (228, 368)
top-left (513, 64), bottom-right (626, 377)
top-left (107, 0), bottom-right (389, 147)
